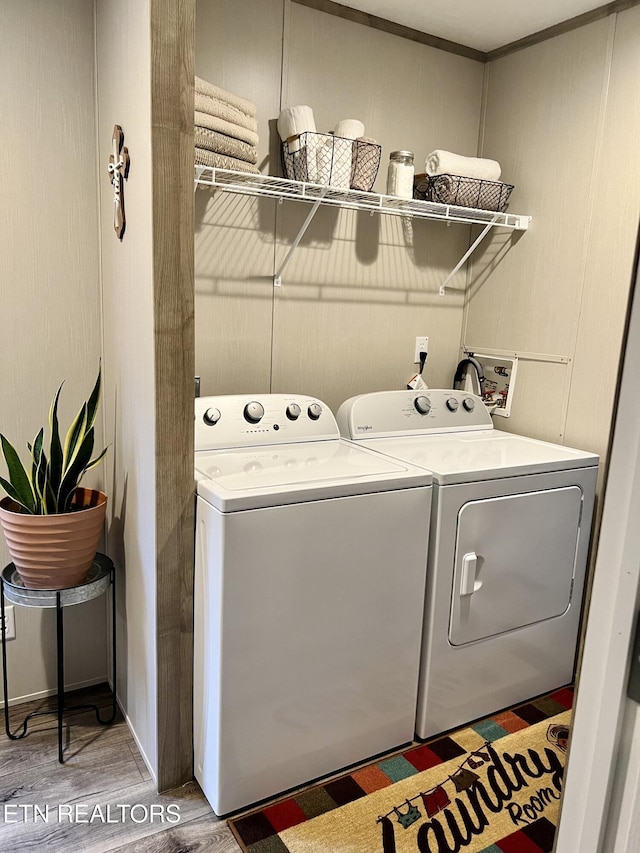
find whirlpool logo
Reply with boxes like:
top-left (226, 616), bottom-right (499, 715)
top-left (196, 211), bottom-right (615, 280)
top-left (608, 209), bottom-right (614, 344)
top-left (356, 424), bottom-right (373, 432)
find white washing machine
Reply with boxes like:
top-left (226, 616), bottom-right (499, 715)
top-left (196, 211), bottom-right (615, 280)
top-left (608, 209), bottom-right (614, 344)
top-left (193, 394), bottom-right (433, 815)
top-left (337, 389), bottom-right (598, 740)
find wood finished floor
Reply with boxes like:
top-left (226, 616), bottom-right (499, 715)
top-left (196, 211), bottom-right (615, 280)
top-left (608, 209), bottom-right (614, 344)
top-left (0, 685), bottom-right (239, 852)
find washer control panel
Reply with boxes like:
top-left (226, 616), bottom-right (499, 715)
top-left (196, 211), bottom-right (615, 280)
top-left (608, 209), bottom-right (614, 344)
top-left (336, 390), bottom-right (493, 439)
top-left (195, 394), bottom-right (337, 450)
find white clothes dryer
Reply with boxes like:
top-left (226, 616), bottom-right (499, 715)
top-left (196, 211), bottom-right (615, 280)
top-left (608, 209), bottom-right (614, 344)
top-left (337, 389), bottom-right (598, 740)
top-left (193, 394), bottom-right (432, 815)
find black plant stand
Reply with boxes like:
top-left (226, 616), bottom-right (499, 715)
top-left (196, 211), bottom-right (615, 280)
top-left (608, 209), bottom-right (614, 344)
top-left (0, 553), bottom-right (117, 763)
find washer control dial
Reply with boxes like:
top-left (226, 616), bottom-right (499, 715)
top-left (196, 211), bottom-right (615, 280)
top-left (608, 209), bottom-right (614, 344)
top-left (286, 403), bottom-right (301, 421)
top-left (307, 403), bottom-right (323, 421)
top-left (414, 396), bottom-right (431, 415)
top-left (463, 397), bottom-right (476, 412)
top-left (203, 407), bottom-right (221, 426)
top-left (243, 401), bottom-right (265, 424)
top-left (446, 398), bottom-right (459, 412)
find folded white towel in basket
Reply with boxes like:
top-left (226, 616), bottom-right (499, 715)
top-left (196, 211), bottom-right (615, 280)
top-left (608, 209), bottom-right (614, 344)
top-left (315, 135), bottom-right (352, 189)
top-left (425, 150), bottom-right (501, 182)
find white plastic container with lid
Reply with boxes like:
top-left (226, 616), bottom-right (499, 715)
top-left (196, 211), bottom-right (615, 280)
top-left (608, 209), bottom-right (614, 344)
top-left (387, 150), bottom-right (414, 198)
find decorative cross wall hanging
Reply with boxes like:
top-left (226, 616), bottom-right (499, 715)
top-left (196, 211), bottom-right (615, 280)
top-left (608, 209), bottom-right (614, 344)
top-left (108, 125), bottom-right (130, 240)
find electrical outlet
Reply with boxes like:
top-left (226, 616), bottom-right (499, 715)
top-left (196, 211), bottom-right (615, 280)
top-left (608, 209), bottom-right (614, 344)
top-left (2, 605), bottom-right (15, 641)
top-left (414, 336), bottom-right (429, 364)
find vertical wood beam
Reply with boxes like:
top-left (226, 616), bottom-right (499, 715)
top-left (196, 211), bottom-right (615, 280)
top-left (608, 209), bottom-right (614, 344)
top-left (150, 0), bottom-right (196, 791)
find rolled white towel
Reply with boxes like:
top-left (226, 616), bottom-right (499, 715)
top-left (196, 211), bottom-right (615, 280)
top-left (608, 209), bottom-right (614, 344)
top-left (329, 137), bottom-right (352, 189)
top-left (302, 131), bottom-right (320, 183)
top-left (333, 119), bottom-right (365, 140)
top-left (425, 150), bottom-right (501, 182)
top-left (313, 133), bottom-right (353, 189)
top-left (316, 136), bottom-right (333, 186)
top-left (277, 106), bottom-right (316, 153)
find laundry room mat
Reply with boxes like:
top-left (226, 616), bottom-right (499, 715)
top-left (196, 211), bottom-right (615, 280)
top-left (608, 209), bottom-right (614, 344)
top-left (228, 687), bottom-right (573, 853)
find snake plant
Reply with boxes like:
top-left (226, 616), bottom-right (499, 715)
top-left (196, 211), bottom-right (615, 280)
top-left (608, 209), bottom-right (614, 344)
top-left (0, 367), bottom-right (108, 515)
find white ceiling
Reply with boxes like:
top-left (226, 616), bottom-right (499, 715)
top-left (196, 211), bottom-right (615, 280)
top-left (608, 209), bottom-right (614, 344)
top-left (336, 0), bottom-right (608, 52)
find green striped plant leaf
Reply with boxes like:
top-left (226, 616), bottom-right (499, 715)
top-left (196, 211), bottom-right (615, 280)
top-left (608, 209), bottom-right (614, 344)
top-left (62, 403), bottom-right (87, 477)
top-left (58, 427), bottom-right (95, 512)
top-left (0, 366), bottom-right (107, 515)
top-left (30, 429), bottom-right (44, 500)
top-left (84, 445), bottom-right (109, 473)
top-left (0, 475), bottom-right (33, 513)
top-left (0, 435), bottom-right (36, 513)
top-left (48, 383), bottom-right (64, 497)
top-left (85, 366), bottom-right (101, 432)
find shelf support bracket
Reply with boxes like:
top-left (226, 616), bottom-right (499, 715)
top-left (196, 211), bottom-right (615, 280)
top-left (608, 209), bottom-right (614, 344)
top-left (274, 192), bottom-right (326, 287)
top-left (439, 216), bottom-right (498, 296)
top-left (194, 165), bottom-right (207, 193)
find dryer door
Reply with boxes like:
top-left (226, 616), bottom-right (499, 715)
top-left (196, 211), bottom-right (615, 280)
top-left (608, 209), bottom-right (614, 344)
top-left (449, 485), bottom-right (582, 646)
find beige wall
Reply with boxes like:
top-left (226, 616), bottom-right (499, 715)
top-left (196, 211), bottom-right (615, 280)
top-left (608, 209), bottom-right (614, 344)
top-left (0, 0), bottom-right (107, 705)
top-left (97, 0), bottom-right (158, 780)
top-left (467, 9), bottom-right (640, 466)
top-left (565, 7), bottom-right (640, 456)
top-left (195, 0), bottom-right (282, 397)
top-left (195, 0), bottom-right (485, 411)
top-left (197, 1), bottom-right (640, 449)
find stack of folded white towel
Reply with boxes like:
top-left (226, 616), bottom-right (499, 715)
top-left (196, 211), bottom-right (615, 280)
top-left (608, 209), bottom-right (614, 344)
top-left (195, 76), bottom-right (259, 174)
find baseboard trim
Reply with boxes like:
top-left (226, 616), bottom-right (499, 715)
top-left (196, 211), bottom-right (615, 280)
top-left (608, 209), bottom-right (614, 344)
top-left (0, 675), bottom-right (108, 709)
top-left (1, 676), bottom-right (159, 787)
top-left (119, 698), bottom-right (158, 788)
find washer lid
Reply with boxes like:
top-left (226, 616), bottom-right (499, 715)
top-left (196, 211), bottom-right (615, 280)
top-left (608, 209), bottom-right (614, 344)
top-left (195, 438), bottom-right (432, 511)
top-left (358, 430), bottom-right (599, 485)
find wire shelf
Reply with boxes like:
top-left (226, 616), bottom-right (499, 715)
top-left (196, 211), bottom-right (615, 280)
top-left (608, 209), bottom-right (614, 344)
top-left (194, 167), bottom-right (531, 231)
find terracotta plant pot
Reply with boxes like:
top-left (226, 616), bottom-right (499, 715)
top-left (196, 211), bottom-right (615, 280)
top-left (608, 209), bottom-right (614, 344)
top-left (0, 488), bottom-right (107, 589)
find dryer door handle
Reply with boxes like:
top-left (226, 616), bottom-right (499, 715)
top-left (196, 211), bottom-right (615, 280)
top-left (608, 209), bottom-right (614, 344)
top-left (460, 552), bottom-right (482, 596)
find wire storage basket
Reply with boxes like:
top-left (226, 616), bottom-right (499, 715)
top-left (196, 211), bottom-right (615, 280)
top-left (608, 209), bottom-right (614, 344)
top-left (413, 173), bottom-right (514, 212)
top-left (282, 131), bottom-right (381, 191)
